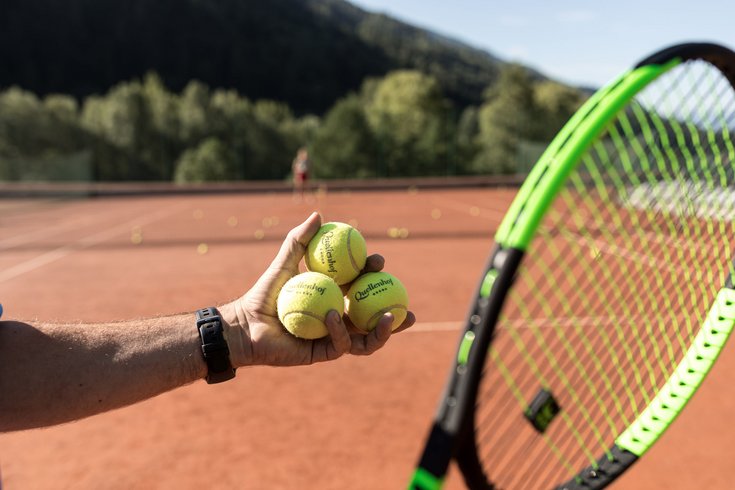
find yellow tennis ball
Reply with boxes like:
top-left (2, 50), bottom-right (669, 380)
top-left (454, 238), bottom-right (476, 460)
top-left (345, 272), bottom-right (409, 332)
top-left (277, 272), bottom-right (344, 339)
top-left (305, 222), bottom-right (367, 285)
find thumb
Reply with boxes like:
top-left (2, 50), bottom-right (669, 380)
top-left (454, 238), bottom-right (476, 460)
top-left (268, 212), bottom-right (321, 273)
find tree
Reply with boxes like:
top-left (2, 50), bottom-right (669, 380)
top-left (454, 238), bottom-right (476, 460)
top-left (535, 81), bottom-right (585, 140)
top-left (473, 64), bottom-right (538, 174)
top-left (142, 72), bottom-right (183, 179)
top-left (44, 94), bottom-right (78, 123)
top-left (455, 105), bottom-right (480, 174)
top-left (363, 70), bottom-right (453, 176)
top-left (471, 66), bottom-right (586, 175)
top-left (0, 87), bottom-right (90, 181)
top-left (311, 94), bottom-right (378, 178)
top-left (239, 100), bottom-right (300, 180)
top-left (178, 80), bottom-right (211, 145)
top-left (174, 137), bottom-right (237, 183)
top-left (79, 80), bottom-right (162, 180)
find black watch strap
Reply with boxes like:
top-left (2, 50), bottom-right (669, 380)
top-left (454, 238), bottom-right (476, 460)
top-left (195, 307), bottom-right (236, 384)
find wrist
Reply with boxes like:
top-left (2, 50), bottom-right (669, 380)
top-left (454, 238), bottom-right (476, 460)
top-left (218, 302), bottom-right (252, 369)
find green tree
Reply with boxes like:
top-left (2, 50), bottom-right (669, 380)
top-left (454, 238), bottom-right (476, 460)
top-left (179, 80), bottom-right (211, 146)
top-left (174, 137), bottom-right (237, 183)
top-left (253, 100), bottom-right (294, 127)
top-left (473, 64), bottom-right (538, 174)
top-left (363, 70), bottom-right (453, 176)
top-left (79, 80), bottom-right (161, 179)
top-left (44, 94), bottom-right (79, 123)
top-left (239, 100), bottom-right (302, 180)
top-left (311, 94), bottom-right (378, 178)
top-left (455, 105), bottom-right (480, 174)
top-left (142, 73), bottom-right (183, 179)
top-left (0, 87), bottom-right (90, 181)
top-left (0, 88), bottom-right (48, 157)
top-left (534, 80), bottom-right (585, 140)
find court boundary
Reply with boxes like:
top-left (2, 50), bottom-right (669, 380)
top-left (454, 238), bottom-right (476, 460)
top-left (0, 175), bottom-right (524, 199)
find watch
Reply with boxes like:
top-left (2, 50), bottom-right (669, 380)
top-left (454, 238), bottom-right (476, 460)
top-left (195, 307), bottom-right (236, 384)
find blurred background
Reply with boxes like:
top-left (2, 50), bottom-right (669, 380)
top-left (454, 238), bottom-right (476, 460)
top-left (7, 0), bottom-right (732, 187)
top-left (0, 1), bottom-right (563, 183)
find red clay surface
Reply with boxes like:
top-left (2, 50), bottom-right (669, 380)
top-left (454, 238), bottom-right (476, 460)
top-left (0, 186), bottom-right (733, 489)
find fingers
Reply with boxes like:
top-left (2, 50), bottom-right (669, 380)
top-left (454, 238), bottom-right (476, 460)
top-left (340, 254), bottom-right (385, 295)
top-left (391, 311), bottom-right (416, 334)
top-left (350, 313), bottom-right (393, 355)
top-left (324, 310), bottom-right (351, 356)
top-left (315, 309), bottom-right (417, 362)
top-left (363, 254), bottom-right (385, 273)
top-left (268, 212), bottom-right (321, 273)
top-left (341, 314), bottom-right (366, 334)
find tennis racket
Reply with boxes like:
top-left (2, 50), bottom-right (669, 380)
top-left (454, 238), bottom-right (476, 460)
top-left (409, 42), bottom-right (735, 489)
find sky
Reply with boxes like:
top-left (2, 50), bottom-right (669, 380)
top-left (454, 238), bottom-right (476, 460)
top-left (349, 0), bottom-right (735, 88)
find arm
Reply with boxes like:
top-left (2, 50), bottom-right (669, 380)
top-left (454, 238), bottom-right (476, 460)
top-left (0, 212), bottom-right (415, 431)
top-left (0, 314), bottom-right (205, 431)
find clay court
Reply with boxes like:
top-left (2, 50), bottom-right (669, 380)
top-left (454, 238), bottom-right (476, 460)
top-left (0, 184), bottom-right (733, 489)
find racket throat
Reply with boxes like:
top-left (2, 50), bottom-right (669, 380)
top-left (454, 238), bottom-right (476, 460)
top-left (555, 445), bottom-right (638, 490)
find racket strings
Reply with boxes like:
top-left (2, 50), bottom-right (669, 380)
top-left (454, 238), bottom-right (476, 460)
top-left (563, 174), bottom-right (697, 358)
top-left (478, 238), bottom-right (672, 474)
top-left (480, 319), bottom-right (637, 475)
top-left (520, 241), bottom-right (638, 428)
top-left (525, 204), bottom-right (680, 391)
top-left (477, 365), bottom-right (583, 489)
top-left (472, 58), bottom-right (735, 488)
top-left (582, 103), bottom-right (728, 336)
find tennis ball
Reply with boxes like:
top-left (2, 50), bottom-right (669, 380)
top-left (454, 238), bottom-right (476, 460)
top-left (345, 272), bottom-right (409, 332)
top-left (305, 222), bottom-right (367, 285)
top-left (277, 272), bottom-right (344, 339)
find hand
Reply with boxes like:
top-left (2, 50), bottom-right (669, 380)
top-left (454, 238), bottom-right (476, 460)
top-left (221, 212), bottom-right (416, 367)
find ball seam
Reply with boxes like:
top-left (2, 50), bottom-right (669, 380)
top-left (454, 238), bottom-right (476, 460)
top-left (346, 228), bottom-right (360, 273)
top-left (304, 248), bottom-right (312, 271)
top-left (364, 304), bottom-right (408, 330)
top-left (282, 310), bottom-right (329, 322)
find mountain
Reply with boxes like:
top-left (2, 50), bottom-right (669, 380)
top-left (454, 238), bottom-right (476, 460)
top-left (0, 0), bottom-right (515, 114)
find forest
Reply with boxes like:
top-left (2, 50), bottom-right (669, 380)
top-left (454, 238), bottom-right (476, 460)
top-left (0, 0), bottom-right (586, 182)
top-left (0, 66), bottom-right (585, 182)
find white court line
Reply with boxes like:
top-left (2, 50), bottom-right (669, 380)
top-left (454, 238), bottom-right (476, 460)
top-left (499, 316), bottom-right (639, 330)
top-left (407, 316), bottom-right (635, 333)
top-left (408, 321), bottom-right (463, 333)
top-left (0, 208), bottom-right (117, 250)
top-left (0, 204), bottom-right (185, 284)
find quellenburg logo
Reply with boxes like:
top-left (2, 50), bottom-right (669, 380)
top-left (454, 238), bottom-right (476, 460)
top-left (290, 283), bottom-right (325, 295)
top-left (321, 231), bottom-right (338, 273)
top-left (354, 278), bottom-right (393, 302)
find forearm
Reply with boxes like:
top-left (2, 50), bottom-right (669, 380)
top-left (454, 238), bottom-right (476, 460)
top-left (0, 313), bottom-right (208, 431)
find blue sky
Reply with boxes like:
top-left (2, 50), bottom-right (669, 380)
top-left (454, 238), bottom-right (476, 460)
top-left (349, 0), bottom-right (735, 88)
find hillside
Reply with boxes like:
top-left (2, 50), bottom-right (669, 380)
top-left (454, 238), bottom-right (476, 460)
top-left (0, 0), bottom-right (512, 114)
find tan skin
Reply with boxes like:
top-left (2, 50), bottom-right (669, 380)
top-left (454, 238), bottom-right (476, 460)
top-left (0, 212), bottom-right (415, 432)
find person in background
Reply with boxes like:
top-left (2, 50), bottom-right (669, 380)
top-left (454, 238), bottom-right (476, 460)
top-left (292, 147), bottom-right (311, 201)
